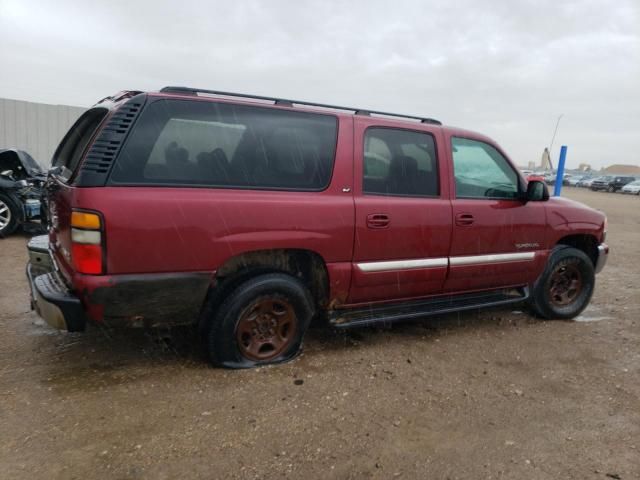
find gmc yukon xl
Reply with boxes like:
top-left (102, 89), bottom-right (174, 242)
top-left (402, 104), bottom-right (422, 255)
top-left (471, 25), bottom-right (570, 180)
top-left (26, 87), bottom-right (609, 368)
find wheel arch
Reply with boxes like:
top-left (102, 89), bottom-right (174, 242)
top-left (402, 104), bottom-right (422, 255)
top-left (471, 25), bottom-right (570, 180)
top-left (198, 248), bottom-right (329, 329)
top-left (556, 234), bottom-right (599, 267)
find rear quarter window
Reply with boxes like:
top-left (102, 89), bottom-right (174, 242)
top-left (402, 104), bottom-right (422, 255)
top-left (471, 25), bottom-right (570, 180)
top-left (52, 108), bottom-right (108, 182)
top-left (109, 99), bottom-right (338, 191)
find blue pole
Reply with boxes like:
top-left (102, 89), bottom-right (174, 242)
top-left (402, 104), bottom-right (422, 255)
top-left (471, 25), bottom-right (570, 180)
top-left (554, 145), bottom-right (568, 196)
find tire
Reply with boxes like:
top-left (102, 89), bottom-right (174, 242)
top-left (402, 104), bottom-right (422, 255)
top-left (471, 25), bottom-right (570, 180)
top-left (205, 273), bottom-right (314, 368)
top-left (0, 192), bottom-right (20, 238)
top-left (607, 185), bottom-right (615, 193)
top-left (529, 246), bottom-right (595, 320)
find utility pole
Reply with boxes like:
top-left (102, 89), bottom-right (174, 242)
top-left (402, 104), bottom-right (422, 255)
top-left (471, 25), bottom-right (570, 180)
top-left (547, 114), bottom-right (563, 171)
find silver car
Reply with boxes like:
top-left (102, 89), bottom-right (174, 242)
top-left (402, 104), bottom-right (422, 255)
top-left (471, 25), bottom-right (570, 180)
top-left (621, 180), bottom-right (640, 195)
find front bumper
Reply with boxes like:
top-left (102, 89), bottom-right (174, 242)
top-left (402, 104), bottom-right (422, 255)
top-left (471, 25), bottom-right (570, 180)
top-left (595, 243), bottom-right (609, 274)
top-left (26, 236), bottom-right (86, 332)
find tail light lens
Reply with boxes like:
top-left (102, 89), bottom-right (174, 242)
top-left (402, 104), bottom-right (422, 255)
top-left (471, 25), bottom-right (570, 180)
top-left (71, 210), bottom-right (104, 274)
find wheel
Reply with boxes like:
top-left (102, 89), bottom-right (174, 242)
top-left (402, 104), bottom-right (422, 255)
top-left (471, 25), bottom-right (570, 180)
top-left (529, 246), bottom-right (595, 320)
top-left (205, 273), bottom-right (314, 368)
top-left (0, 192), bottom-right (20, 237)
top-left (607, 185), bottom-right (615, 193)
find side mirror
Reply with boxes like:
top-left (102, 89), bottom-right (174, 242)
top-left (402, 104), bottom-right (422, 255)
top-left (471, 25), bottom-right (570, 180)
top-left (526, 180), bottom-right (549, 202)
top-left (1, 169), bottom-right (14, 179)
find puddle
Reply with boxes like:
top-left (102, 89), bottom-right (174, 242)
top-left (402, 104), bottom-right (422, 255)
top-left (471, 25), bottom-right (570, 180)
top-left (574, 315), bottom-right (613, 322)
top-left (573, 306), bottom-right (613, 323)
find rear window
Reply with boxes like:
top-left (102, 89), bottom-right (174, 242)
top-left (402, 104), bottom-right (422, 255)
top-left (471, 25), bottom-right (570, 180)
top-left (109, 99), bottom-right (338, 190)
top-left (52, 108), bottom-right (108, 182)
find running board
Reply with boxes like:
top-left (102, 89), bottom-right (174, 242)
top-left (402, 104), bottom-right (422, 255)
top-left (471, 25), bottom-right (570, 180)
top-left (328, 287), bottom-right (529, 329)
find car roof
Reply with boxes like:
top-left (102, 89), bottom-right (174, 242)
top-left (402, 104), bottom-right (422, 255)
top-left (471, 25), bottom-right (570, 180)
top-left (107, 88), bottom-right (501, 148)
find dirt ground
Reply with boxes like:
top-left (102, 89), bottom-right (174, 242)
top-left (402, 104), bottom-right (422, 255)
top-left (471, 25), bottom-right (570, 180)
top-left (0, 188), bottom-right (638, 480)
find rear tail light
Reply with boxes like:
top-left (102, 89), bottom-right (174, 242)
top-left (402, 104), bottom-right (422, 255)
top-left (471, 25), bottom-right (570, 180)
top-left (70, 210), bottom-right (104, 274)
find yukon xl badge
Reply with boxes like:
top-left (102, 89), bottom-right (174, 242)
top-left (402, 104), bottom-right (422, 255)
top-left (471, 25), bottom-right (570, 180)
top-left (515, 242), bottom-right (540, 249)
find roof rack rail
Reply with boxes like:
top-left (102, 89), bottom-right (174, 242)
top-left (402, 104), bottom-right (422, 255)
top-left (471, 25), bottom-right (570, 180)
top-left (159, 86), bottom-right (442, 125)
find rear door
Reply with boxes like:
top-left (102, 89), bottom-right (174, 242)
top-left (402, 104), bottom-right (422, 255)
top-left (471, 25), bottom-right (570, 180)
top-left (349, 118), bottom-right (452, 304)
top-left (444, 133), bottom-right (547, 292)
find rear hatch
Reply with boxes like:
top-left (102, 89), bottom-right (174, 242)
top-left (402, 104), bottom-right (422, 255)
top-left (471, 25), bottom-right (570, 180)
top-left (47, 107), bottom-right (110, 282)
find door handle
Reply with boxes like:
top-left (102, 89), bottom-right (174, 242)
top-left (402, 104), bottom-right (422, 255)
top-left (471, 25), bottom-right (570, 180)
top-left (367, 213), bottom-right (390, 229)
top-left (455, 213), bottom-right (474, 226)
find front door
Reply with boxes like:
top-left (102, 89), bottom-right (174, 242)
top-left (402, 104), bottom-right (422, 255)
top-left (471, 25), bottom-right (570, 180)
top-left (444, 134), bottom-right (547, 292)
top-left (349, 119), bottom-right (453, 304)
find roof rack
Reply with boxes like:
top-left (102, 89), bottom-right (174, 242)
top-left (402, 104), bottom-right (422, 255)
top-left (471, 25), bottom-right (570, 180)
top-left (159, 86), bottom-right (442, 125)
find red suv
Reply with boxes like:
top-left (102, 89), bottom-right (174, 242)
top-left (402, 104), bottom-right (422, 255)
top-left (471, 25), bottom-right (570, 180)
top-left (27, 87), bottom-right (609, 368)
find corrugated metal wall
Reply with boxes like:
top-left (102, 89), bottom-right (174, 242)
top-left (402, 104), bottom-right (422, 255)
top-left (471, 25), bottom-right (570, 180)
top-left (0, 97), bottom-right (86, 168)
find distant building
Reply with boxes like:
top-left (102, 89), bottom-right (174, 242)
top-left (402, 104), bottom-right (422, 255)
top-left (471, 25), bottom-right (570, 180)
top-left (578, 163), bottom-right (592, 171)
top-left (0, 97), bottom-right (86, 168)
top-left (602, 164), bottom-right (640, 176)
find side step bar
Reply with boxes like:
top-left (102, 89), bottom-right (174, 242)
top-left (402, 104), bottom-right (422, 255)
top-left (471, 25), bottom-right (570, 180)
top-left (328, 287), bottom-right (530, 329)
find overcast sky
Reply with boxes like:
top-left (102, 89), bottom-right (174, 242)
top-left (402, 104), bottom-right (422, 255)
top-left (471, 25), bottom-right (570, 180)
top-left (1, 0), bottom-right (638, 169)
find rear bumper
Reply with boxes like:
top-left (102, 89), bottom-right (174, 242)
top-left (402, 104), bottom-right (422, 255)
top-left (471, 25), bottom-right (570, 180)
top-left (595, 243), bottom-right (609, 274)
top-left (26, 235), bottom-right (86, 332)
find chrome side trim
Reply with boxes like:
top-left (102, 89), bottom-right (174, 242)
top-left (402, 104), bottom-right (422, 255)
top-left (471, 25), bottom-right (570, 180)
top-left (449, 252), bottom-right (535, 266)
top-left (357, 258), bottom-right (448, 272)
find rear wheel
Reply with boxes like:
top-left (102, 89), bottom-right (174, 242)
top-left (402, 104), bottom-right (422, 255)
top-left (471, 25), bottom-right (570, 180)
top-left (0, 192), bottom-right (20, 238)
top-left (529, 246), bottom-right (595, 319)
top-left (205, 273), bottom-right (314, 368)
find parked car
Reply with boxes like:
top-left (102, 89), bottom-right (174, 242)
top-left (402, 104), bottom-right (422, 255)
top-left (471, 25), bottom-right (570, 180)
top-left (621, 180), bottom-right (640, 195)
top-left (578, 176), bottom-right (598, 188)
top-left (561, 173), bottom-right (573, 185)
top-left (591, 175), bottom-right (635, 192)
top-left (0, 148), bottom-right (47, 237)
top-left (26, 87), bottom-right (609, 368)
top-left (564, 175), bottom-right (586, 186)
top-left (544, 172), bottom-right (556, 185)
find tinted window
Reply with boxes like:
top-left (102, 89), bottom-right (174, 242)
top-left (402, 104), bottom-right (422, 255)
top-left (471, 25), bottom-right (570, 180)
top-left (363, 128), bottom-right (438, 197)
top-left (109, 99), bottom-right (338, 190)
top-left (52, 108), bottom-right (108, 182)
top-left (452, 137), bottom-right (519, 199)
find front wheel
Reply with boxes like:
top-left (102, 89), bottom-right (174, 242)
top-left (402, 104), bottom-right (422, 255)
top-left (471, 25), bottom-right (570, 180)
top-left (205, 273), bottom-right (314, 368)
top-left (607, 185), bottom-right (615, 193)
top-left (529, 246), bottom-right (595, 320)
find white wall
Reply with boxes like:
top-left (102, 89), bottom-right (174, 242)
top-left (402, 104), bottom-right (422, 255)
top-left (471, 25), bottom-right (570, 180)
top-left (0, 97), bottom-right (86, 168)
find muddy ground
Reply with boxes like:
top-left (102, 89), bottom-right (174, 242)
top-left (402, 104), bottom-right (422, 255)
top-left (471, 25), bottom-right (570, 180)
top-left (0, 188), bottom-right (638, 480)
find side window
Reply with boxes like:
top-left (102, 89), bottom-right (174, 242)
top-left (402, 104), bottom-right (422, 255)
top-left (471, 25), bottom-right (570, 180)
top-left (363, 128), bottom-right (438, 197)
top-left (451, 137), bottom-right (519, 199)
top-left (109, 99), bottom-right (338, 190)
